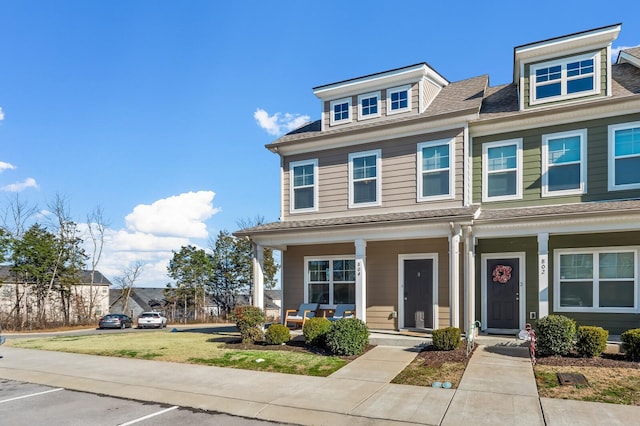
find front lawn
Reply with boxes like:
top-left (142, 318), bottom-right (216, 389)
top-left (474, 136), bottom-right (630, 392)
top-left (391, 344), bottom-right (470, 387)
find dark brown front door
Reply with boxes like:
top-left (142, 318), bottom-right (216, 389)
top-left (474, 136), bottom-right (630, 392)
top-left (403, 259), bottom-right (433, 328)
top-left (486, 257), bottom-right (520, 330)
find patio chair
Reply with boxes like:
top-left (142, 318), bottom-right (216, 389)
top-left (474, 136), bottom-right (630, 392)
top-left (326, 304), bottom-right (356, 321)
top-left (283, 303), bottom-right (318, 328)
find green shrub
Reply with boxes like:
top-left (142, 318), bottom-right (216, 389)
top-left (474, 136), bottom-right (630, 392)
top-left (229, 306), bottom-right (266, 344)
top-left (325, 318), bottom-right (369, 356)
top-left (431, 327), bottom-right (462, 351)
top-left (265, 323), bottom-right (291, 345)
top-left (302, 317), bottom-right (332, 347)
top-left (535, 315), bottom-right (576, 356)
top-left (575, 326), bottom-right (608, 358)
top-left (621, 328), bottom-right (640, 361)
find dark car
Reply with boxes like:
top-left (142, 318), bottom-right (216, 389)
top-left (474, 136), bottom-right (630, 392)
top-left (98, 314), bottom-right (133, 329)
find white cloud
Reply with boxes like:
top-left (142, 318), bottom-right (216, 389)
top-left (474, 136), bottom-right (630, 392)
top-left (611, 45), bottom-right (640, 62)
top-left (1, 177), bottom-right (38, 192)
top-left (0, 161), bottom-right (16, 172)
top-left (254, 108), bottom-right (310, 136)
top-left (125, 191), bottom-right (219, 238)
top-left (0, 107), bottom-right (4, 121)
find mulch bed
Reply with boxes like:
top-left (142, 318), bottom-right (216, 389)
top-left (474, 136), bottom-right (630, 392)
top-left (535, 352), bottom-right (640, 369)
top-left (416, 344), bottom-right (471, 367)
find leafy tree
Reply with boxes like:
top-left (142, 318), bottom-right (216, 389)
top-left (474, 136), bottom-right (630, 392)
top-left (235, 216), bottom-right (279, 294)
top-left (167, 245), bottom-right (213, 321)
top-left (210, 231), bottom-right (240, 315)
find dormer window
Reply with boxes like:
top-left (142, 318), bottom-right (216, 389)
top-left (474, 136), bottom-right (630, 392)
top-left (358, 91), bottom-right (380, 120)
top-left (530, 52), bottom-right (600, 105)
top-left (387, 85), bottom-right (411, 115)
top-left (330, 97), bottom-right (352, 126)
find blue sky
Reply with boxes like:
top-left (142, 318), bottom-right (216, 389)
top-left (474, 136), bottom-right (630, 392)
top-left (1, 1), bottom-right (639, 287)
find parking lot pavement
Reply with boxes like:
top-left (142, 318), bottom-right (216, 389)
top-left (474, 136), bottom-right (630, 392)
top-left (0, 379), bottom-right (288, 426)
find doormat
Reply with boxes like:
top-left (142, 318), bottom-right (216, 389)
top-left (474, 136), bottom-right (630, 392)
top-left (557, 372), bottom-right (589, 386)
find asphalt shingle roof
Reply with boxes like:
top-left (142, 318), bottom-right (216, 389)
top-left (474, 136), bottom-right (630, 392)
top-left (477, 199), bottom-right (640, 222)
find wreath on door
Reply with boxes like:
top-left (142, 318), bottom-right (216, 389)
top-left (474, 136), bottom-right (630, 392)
top-left (492, 265), bottom-right (512, 283)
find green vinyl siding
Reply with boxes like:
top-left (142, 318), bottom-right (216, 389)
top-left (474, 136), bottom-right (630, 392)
top-left (473, 113), bottom-right (640, 208)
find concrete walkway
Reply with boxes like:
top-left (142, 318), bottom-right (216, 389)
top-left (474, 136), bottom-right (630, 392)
top-left (0, 339), bottom-right (638, 425)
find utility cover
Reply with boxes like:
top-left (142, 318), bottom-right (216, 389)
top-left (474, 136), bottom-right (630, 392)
top-left (557, 372), bottom-right (589, 386)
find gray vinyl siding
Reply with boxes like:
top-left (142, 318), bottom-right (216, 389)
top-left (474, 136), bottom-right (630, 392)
top-left (523, 47), bottom-right (608, 109)
top-left (422, 78), bottom-right (442, 112)
top-left (549, 232), bottom-right (640, 335)
top-left (472, 113), bottom-right (640, 208)
top-left (283, 128), bottom-right (465, 220)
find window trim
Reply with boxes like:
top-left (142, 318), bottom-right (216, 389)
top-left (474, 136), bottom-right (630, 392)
top-left (357, 91), bottom-right (381, 121)
top-left (348, 149), bottom-right (382, 208)
top-left (329, 97), bottom-right (352, 126)
top-left (608, 121), bottom-right (640, 191)
top-left (529, 52), bottom-right (601, 105)
top-left (289, 159), bottom-right (318, 214)
top-left (482, 138), bottom-right (523, 202)
top-left (386, 84), bottom-right (411, 115)
top-left (554, 247), bottom-right (639, 314)
top-left (417, 138), bottom-right (455, 202)
top-left (304, 255), bottom-right (356, 306)
top-left (541, 129), bottom-right (587, 197)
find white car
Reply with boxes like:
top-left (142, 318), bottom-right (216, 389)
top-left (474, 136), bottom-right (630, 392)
top-left (137, 312), bottom-right (167, 329)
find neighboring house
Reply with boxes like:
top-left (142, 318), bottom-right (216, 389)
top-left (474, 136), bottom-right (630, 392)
top-left (236, 23), bottom-right (640, 335)
top-left (0, 265), bottom-right (110, 324)
top-left (110, 288), bottom-right (168, 319)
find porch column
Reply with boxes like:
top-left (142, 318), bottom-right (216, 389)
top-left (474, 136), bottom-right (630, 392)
top-left (449, 224), bottom-right (461, 328)
top-left (355, 239), bottom-right (367, 323)
top-left (463, 226), bottom-right (476, 331)
top-left (252, 243), bottom-right (264, 310)
top-left (538, 233), bottom-right (549, 319)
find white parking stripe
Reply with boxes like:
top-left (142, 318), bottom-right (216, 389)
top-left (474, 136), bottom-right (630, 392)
top-left (118, 406), bottom-right (179, 425)
top-left (0, 388), bottom-right (64, 404)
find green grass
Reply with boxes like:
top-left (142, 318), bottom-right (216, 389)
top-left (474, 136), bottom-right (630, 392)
top-left (8, 330), bottom-right (347, 377)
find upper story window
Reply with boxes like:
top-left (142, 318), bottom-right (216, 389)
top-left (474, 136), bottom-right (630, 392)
top-left (542, 129), bottom-right (587, 197)
top-left (330, 97), bottom-right (352, 126)
top-left (482, 139), bottom-right (522, 202)
top-left (358, 91), bottom-right (381, 120)
top-left (349, 149), bottom-right (381, 208)
top-left (290, 159), bottom-right (318, 213)
top-left (530, 52), bottom-right (600, 105)
top-left (609, 121), bottom-right (640, 191)
top-left (417, 138), bottom-right (455, 201)
top-left (387, 85), bottom-right (411, 115)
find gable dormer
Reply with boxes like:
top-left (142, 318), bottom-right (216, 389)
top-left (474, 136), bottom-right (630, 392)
top-left (514, 24), bottom-right (621, 111)
top-left (312, 63), bottom-right (449, 131)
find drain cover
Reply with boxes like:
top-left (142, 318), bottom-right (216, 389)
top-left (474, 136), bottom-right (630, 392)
top-left (557, 372), bottom-right (589, 386)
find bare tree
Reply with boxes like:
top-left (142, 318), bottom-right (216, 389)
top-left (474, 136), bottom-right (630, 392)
top-left (1, 193), bottom-right (38, 238)
top-left (82, 206), bottom-right (110, 320)
top-left (115, 261), bottom-right (144, 317)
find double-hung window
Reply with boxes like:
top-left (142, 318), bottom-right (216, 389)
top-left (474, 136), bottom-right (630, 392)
top-left (387, 85), bottom-right (411, 114)
top-left (306, 257), bottom-right (356, 304)
top-left (349, 150), bottom-right (381, 207)
top-left (290, 159), bottom-right (318, 213)
top-left (609, 122), bottom-right (640, 190)
top-left (542, 129), bottom-right (587, 196)
top-left (530, 52), bottom-right (600, 105)
top-left (482, 139), bottom-right (522, 202)
top-left (330, 97), bottom-right (352, 126)
top-left (556, 248), bottom-right (637, 313)
top-left (358, 91), bottom-right (380, 120)
top-left (417, 138), bottom-right (455, 201)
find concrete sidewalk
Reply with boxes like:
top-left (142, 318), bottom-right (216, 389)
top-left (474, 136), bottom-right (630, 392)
top-left (0, 341), bottom-right (638, 425)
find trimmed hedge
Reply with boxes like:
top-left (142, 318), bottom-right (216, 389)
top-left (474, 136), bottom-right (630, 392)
top-left (325, 318), bottom-right (369, 356)
top-left (621, 328), bottom-right (640, 362)
top-left (302, 317), bottom-right (332, 347)
top-left (535, 315), bottom-right (576, 356)
top-left (575, 326), bottom-right (608, 358)
top-left (229, 306), bottom-right (266, 344)
top-left (432, 327), bottom-right (462, 351)
top-left (265, 323), bottom-right (291, 345)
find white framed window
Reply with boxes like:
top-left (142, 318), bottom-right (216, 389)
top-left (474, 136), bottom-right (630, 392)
top-left (349, 149), bottom-right (381, 208)
top-left (386, 85), bottom-right (411, 115)
top-left (555, 247), bottom-right (638, 313)
top-left (329, 97), bottom-right (352, 126)
top-left (417, 138), bottom-right (455, 201)
top-left (530, 52), bottom-right (600, 105)
top-left (290, 159), bottom-right (318, 213)
top-left (542, 129), bottom-right (587, 196)
top-left (482, 139), bottom-right (523, 202)
top-left (305, 257), bottom-right (356, 305)
top-left (358, 91), bottom-right (381, 120)
top-left (608, 121), bottom-right (640, 191)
